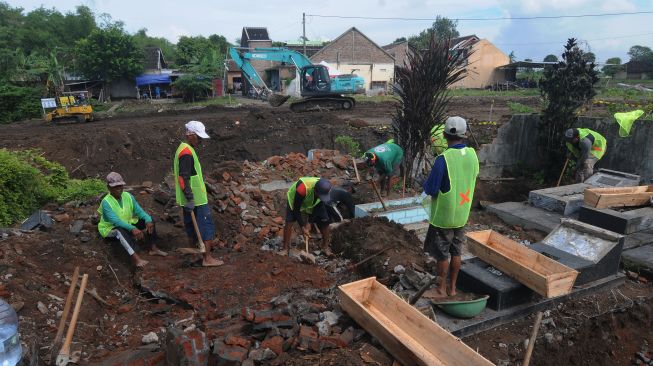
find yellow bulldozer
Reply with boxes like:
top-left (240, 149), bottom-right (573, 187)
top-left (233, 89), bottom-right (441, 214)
top-left (42, 91), bottom-right (94, 123)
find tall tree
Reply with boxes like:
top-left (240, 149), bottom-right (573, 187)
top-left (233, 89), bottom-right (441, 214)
top-left (602, 57), bottom-right (622, 77)
top-left (75, 25), bottom-right (143, 100)
top-left (582, 52), bottom-right (596, 64)
top-left (627, 45), bottom-right (653, 62)
top-left (539, 38), bottom-right (599, 181)
top-left (133, 28), bottom-right (177, 66)
top-left (408, 16), bottom-right (460, 49)
top-left (392, 34), bottom-right (468, 183)
top-left (543, 54), bottom-right (558, 62)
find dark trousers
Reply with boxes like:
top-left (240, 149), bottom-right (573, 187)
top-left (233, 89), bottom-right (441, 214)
top-left (106, 219), bottom-right (157, 255)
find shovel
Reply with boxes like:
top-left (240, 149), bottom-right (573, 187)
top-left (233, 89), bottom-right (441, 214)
top-left (177, 210), bottom-right (207, 254)
top-left (56, 274), bottom-right (88, 366)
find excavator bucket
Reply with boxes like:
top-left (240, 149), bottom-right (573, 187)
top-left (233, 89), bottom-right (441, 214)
top-left (268, 93), bottom-right (291, 107)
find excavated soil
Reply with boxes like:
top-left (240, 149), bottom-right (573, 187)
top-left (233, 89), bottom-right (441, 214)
top-left (330, 216), bottom-right (426, 279)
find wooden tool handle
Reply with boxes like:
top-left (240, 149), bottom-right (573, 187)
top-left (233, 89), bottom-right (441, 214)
top-left (304, 235), bottom-right (309, 253)
top-left (54, 266), bottom-right (79, 344)
top-left (522, 311), bottom-right (543, 366)
top-left (557, 159), bottom-right (569, 187)
top-left (60, 274), bottom-right (88, 356)
top-left (190, 211), bottom-right (206, 253)
top-left (352, 157), bottom-right (361, 182)
top-left (369, 180), bottom-right (388, 211)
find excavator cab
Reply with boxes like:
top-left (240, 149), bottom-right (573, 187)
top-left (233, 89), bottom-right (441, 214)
top-left (299, 65), bottom-right (331, 96)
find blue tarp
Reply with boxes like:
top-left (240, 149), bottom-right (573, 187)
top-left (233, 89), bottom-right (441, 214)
top-left (135, 74), bottom-right (171, 86)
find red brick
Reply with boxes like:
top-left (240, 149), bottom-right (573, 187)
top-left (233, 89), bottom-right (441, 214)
top-left (257, 226), bottom-right (271, 240)
top-left (165, 327), bottom-right (209, 366)
top-left (261, 335), bottom-right (284, 356)
top-left (272, 217), bottom-right (284, 225)
top-left (319, 335), bottom-right (348, 348)
top-left (214, 342), bottom-right (248, 365)
top-left (241, 307), bottom-right (255, 322)
top-left (205, 318), bottom-right (251, 339)
top-left (225, 335), bottom-right (251, 349)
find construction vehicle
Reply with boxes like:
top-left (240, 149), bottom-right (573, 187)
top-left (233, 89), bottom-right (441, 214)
top-left (229, 47), bottom-right (366, 112)
top-left (42, 91), bottom-right (94, 123)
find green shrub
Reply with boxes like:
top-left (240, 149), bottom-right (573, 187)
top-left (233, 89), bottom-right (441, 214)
top-left (0, 149), bottom-right (105, 226)
top-left (335, 135), bottom-right (361, 157)
top-left (506, 101), bottom-right (534, 114)
top-left (0, 83), bottom-right (42, 123)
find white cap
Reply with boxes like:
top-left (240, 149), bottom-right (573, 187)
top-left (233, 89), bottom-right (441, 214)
top-left (185, 120), bottom-right (210, 139)
top-left (444, 116), bottom-right (467, 138)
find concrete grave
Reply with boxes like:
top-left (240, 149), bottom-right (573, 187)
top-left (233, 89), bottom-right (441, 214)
top-left (529, 183), bottom-right (592, 216)
top-left (584, 169), bottom-right (641, 187)
top-left (540, 219), bottom-right (624, 281)
top-left (457, 257), bottom-right (534, 311)
top-left (355, 196), bottom-right (427, 225)
top-left (578, 206), bottom-right (653, 235)
top-left (528, 243), bottom-right (597, 285)
top-left (487, 202), bottom-right (562, 233)
top-left (622, 245), bottom-right (653, 277)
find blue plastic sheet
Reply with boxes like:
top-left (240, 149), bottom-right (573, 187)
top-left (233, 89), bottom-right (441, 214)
top-left (135, 74), bottom-right (171, 86)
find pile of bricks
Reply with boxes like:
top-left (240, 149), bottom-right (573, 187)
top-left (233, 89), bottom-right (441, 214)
top-left (155, 150), bottom-right (357, 249)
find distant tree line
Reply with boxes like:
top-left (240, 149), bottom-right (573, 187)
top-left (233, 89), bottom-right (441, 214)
top-left (0, 1), bottom-right (231, 122)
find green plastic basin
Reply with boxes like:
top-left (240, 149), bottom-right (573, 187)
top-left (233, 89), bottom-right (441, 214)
top-left (432, 295), bottom-right (489, 318)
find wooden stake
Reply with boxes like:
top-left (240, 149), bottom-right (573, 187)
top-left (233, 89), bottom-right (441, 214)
top-left (54, 267), bottom-right (79, 345)
top-left (557, 158), bottom-right (569, 187)
top-left (522, 311), bottom-right (543, 366)
top-left (190, 211), bottom-right (206, 253)
top-left (402, 174), bottom-right (406, 198)
top-left (370, 180), bottom-right (388, 211)
top-left (348, 247), bottom-right (391, 271)
top-left (352, 157), bottom-right (361, 182)
top-left (304, 234), bottom-right (309, 254)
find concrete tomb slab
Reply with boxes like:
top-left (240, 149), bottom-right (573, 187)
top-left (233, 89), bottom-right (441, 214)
top-left (487, 201), bottom-right (562, 233)
top-left (578, 206), bottom-right (653, 235)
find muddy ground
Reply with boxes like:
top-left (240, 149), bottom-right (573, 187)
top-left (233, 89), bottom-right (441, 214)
top-left (1, 97), bottom-right (651, 366)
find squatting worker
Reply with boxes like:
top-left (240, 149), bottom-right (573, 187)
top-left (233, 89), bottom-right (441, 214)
top-left (423, 116), bottom-right (479, 297)
top-left (173, 120), bottom-right (223, 267)
top-left (97, 172), bottom-right (167, 268)
top-left (564, 128), bottom-right (607, 183)
top-left (364, 140), bottom-right (404, 197)
top-left (283, 177), bottom-right (335, 256)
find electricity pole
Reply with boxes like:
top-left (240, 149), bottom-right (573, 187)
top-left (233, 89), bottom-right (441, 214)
top-left (302, 12), bottom-right (307, 56)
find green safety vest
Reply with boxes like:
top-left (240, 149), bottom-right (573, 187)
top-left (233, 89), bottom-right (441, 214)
top-left (287, 177), bottom-right (320, 214)
top-left (173, 142), bottom-right (208, 206)
top-left (428, 147), bottom-right (479, 228)
top-left (566, 128), bottom-right (606, 160)
top-left (97, 192), bottom-right (138, 238)
top-left (430, 125), bottom-right (447, 156)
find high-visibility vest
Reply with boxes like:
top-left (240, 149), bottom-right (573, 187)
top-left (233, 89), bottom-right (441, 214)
top-left (428, 147), bottom-right (479, 228)
top-left (287, 177), bottom-right (320, 214)
top-left (97, 192), bottom-right (137, 237)
top-left (173, 142), bottom-right (208, 206)
top-left (566, 128), bottom-right (607, 160)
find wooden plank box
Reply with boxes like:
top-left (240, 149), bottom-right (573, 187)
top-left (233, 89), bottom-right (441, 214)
top-left (338, 277), bottom-right (494, 366)
top-left (466, 230), bottom-right (578, 298)
top-left (584, 185), bottom-right (653, 209)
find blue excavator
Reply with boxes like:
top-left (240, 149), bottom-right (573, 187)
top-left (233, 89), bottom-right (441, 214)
top-left (229, 47), bottom-right (365, 112)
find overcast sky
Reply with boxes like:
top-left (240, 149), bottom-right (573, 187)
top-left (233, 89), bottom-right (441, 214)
top-left (9, 0), bottom-right (653, 63)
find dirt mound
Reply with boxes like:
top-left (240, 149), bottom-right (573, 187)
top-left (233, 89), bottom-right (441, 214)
top-left (331, 216), bottom-right (426, 279)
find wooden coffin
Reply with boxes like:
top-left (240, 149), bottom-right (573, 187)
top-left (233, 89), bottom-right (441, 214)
top-left (338, 277), bottom-right (494, 366)
top-left (466, 230), bottom-right (578, 298)
top-left (584, 185), bottom-right (653, 209)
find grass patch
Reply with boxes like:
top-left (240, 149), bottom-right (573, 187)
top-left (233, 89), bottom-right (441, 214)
top-left (0, 149), bottom-right (105, 226)
top-left (335, 135), bottom-right (362, 156)
top-left (507, 101), bottom-right (534, 114)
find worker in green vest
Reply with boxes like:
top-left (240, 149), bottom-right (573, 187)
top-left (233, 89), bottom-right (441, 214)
top-left (97, 172), bottom-right (167, 268)
top-left (174, 120), bottom-right (223, 267)
top-left (364, 140), bottom-right (404, 197)
top-left (564, 128), bottom-right (607, 183)
top-left (430, 124), bottom-right (447, 156)
top-left (423, 116), bottom-right (479, 297)
top-left (283, 177), bottom-right (334, 257)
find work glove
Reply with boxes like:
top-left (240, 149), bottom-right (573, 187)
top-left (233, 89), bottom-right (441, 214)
top-left (183, 200), bottom-right (195, 212)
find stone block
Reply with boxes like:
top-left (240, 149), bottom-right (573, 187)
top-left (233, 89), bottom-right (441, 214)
top-left (529, 183), bottom-right (591, 216)
top-left (213, 341), bottom-right (248, 366)
top-left (165, 327), bottom-right (209, 366)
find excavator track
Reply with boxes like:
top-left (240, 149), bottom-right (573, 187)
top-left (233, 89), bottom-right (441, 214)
top-left (290, 96), bottom-right (356, 112)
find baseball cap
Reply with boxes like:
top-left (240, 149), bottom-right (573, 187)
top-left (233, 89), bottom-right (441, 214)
top-left (364, 152), bottom-right (377, 167)
top-left (185, 120), bottom-right (210, 139)
top-left (564, 128), bottom-right (578, 140)
top-left (106, 172), bottom-right (126, 187)
top-left (315, 178), bottom-right (333, 203)
top-left (444, 116), bottom-right (467, 138)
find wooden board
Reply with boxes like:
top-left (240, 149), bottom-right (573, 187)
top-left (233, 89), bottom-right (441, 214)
top-left (584, 185), bottom-right (653, 209)
top-left (466, 230), bottom-right (578, 298)
top-left (339, 277), bottom-right (494, 366)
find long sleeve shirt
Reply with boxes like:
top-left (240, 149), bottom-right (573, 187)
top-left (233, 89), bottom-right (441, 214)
top-left (423, 143), bottom-right (466, 196)
top-left (329, 188), bottom-right (355, 218)
top-left (100, 193), bottom-right (151, 231)
top-left (177, 147), bottom-right (196, 201)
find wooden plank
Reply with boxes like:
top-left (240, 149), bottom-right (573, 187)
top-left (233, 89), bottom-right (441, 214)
top-left (339, 277), bottom-right (494, 366)
top-left (584, 185), bottom-right (653, 209)
top-left (466, 230), bottom-right (578, 298)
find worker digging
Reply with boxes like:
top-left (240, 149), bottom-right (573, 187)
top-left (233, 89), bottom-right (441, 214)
top-left (364, 140), bottom-right (405, 197)
top-left (173, 120), bottom-right (224, 267)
